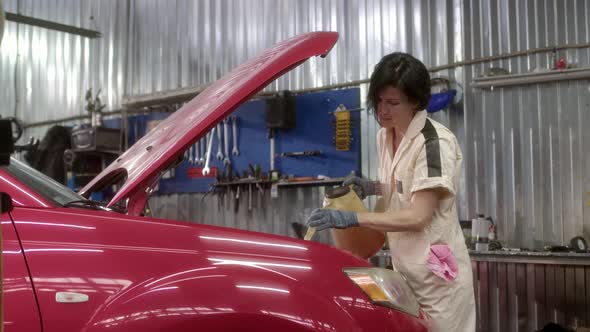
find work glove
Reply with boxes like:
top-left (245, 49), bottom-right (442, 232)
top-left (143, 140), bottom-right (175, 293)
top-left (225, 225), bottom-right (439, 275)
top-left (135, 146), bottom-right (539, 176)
top-left (306, 208), bottom-right (359, 231)
top-left (342, 175), bottom-right (379, 199)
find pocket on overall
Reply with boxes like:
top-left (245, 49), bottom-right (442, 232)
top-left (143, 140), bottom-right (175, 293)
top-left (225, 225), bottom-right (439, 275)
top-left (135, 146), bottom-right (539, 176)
top-left (393, 172), bottom-right (413, 208)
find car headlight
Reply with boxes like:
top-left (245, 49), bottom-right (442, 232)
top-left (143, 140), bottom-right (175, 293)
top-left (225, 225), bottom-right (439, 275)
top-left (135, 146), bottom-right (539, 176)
top-left (343, 267), bottom-right (420, 317)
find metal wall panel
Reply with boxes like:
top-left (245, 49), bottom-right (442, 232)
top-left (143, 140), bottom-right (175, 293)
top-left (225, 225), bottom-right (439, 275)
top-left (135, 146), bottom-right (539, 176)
top-left (144, 0), bottom-right (590, 249)
top-left (133, 0), bottom-right (465, 240)
top-left (462, 0), bottom-right (590, 249)
top-left (471, 257), bottom-right (590, 331)
top-left (2, 0), bottom-right (589, 249)
top-left (0, 0), bottom-right (129, 130)
top-left (149, 187), bottom-right (334, 246)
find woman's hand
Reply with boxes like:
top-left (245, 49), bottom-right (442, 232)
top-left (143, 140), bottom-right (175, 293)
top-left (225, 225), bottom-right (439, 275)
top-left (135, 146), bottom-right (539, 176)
top-left (306, 209), bottom-right (359, 231)
top-left (342, 175), bottom-right (379, 199)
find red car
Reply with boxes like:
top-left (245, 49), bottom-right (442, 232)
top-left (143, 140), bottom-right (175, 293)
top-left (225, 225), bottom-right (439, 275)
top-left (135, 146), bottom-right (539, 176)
top-left (1, 32), bottom-right (428, 331)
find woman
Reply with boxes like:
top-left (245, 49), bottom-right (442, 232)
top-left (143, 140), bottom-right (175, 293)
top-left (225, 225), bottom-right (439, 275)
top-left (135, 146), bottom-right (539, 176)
top-left (307, 52), bottom-right (475, 331)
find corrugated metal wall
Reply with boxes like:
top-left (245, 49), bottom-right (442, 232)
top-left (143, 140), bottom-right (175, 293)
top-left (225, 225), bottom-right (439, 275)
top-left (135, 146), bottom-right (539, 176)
top-left (134, 0), bottom-right (465, 246)
top-left (369, 250), bottom-right (590, 331)
top-left (462, 0), bottom-right (590, 249)
top-left (0, 0), bottom-right (128, 122)
top-left (471, 256), bottom-right (590, 332)
top-left (1, 0), bottom-right (589, 249)
top-left (127, 0), bottom-right (458, 96)
top-left (150, 186), bottom-right (335, 246)
top-left (0, 0), bottom-right (129, 146)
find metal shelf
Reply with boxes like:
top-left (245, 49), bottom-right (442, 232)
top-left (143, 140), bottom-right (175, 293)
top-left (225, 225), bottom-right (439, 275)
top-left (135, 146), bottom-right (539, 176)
top-left (472, 67), bottom-right (590, 89)
top-left (276, 178), bottom-right (345, 188)
top-left (213, 179), bottom-right (275, 187)
top-left (212, 177), bottom-right (345, 188)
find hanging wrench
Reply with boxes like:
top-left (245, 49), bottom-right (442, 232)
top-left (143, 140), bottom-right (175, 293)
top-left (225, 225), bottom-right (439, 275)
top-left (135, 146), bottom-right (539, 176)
top-left (187, 145), bottom-right (193, 165)
top-left (231, 115), bottom-right (239, 156)
top-left (202, 128), bottom-right (215, 175)
top-left (223, 118), bottom-right (231, 166)
top-left (198, 137), bottom-right (206, 165)
top-left (248, 183), bottom-right (252, 212)
top-left (216, 123), bottom-right (223, 160)
top-left (193, 141), bottom-right (201, 165)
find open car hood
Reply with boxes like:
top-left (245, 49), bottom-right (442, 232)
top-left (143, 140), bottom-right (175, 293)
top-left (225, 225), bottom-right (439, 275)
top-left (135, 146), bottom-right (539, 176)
top-left (80, 32), bottom-right (338, 208)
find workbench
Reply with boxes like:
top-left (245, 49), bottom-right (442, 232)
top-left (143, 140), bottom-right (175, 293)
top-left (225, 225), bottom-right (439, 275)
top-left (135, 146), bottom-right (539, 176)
top-left (370, 250), bottom-right (590, 331)
top-left (470, 250), bottom-right (590, 332)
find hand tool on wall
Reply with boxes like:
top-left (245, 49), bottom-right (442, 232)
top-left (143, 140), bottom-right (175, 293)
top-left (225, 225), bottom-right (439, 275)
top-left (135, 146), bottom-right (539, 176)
top-left (231, 115), bottom-right (239, 156)
top-left (223, 118), bottom-right (231, 166)
top-left (202, 128), bottom-right (215, 175)
top-left (199, 137), bottom-right (206, 165)
top-left (248, 163), bottom-right (262, 179)
top-left (268, 128), bottom-right (275, 170)
top-left (255, 182), bottom-right (264, 196)
top-left (133, 120), bottom-right (139, 144)
top-left (234, 185), bottom-right (240, 213)
top-left (225, 163), bottom-right (233, 182)
top-left (183, 146), bottom-right (189, 162)
top-left (194, 143), bottom-right (199, 165)
top-left (187, 144), bottom-right (193, 165)
top-left (277, 150), bottom-right (322, 158)
top-left (216, 123), bottom-right (223, 160)
top-left (248, 183), bottom-right (252, 212)
top-left (191, 142), bottom-right (199, 165)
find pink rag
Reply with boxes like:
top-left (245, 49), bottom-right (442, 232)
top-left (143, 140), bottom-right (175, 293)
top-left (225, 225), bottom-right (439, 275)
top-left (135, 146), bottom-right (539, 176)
top-left (426, 244), bottom-right (458, 282)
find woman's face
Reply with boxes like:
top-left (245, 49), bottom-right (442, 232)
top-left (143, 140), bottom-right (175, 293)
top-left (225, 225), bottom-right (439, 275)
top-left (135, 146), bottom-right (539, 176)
top-left (376, 86), bottom-right (418, 129)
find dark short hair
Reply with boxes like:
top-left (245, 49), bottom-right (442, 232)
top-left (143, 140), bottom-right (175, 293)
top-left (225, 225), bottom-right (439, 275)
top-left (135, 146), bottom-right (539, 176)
top-left (367, 52), bottom-right (431, 116)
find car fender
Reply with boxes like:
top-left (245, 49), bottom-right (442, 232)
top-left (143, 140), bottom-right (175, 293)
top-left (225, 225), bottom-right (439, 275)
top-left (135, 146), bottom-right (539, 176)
top-left (83, 263), bottom-right (361, 332)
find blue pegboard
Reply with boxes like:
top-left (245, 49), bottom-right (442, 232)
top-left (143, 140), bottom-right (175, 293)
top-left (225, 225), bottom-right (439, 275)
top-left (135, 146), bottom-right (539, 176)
top-left (128, 88), bottom-right (360, 194)
top-left (275, 89), bottom-right (361, 178)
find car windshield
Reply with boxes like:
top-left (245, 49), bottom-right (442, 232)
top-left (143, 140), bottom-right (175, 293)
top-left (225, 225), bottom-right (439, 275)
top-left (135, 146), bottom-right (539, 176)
top-left (3, 157), bottom-right (85, 205)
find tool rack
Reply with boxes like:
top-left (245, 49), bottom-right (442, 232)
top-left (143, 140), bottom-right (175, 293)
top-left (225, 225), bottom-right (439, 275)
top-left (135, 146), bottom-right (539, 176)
top-left (124, 88), bottom-right (361, 194)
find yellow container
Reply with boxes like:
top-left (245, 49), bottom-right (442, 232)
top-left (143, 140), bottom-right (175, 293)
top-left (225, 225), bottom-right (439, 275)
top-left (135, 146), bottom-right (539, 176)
top-left (323, 186), bottom-right (385, 259)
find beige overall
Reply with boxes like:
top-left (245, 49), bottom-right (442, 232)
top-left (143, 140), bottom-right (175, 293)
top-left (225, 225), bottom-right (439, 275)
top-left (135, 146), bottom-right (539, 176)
top-left (376, 111), bottom-right (476, 331)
